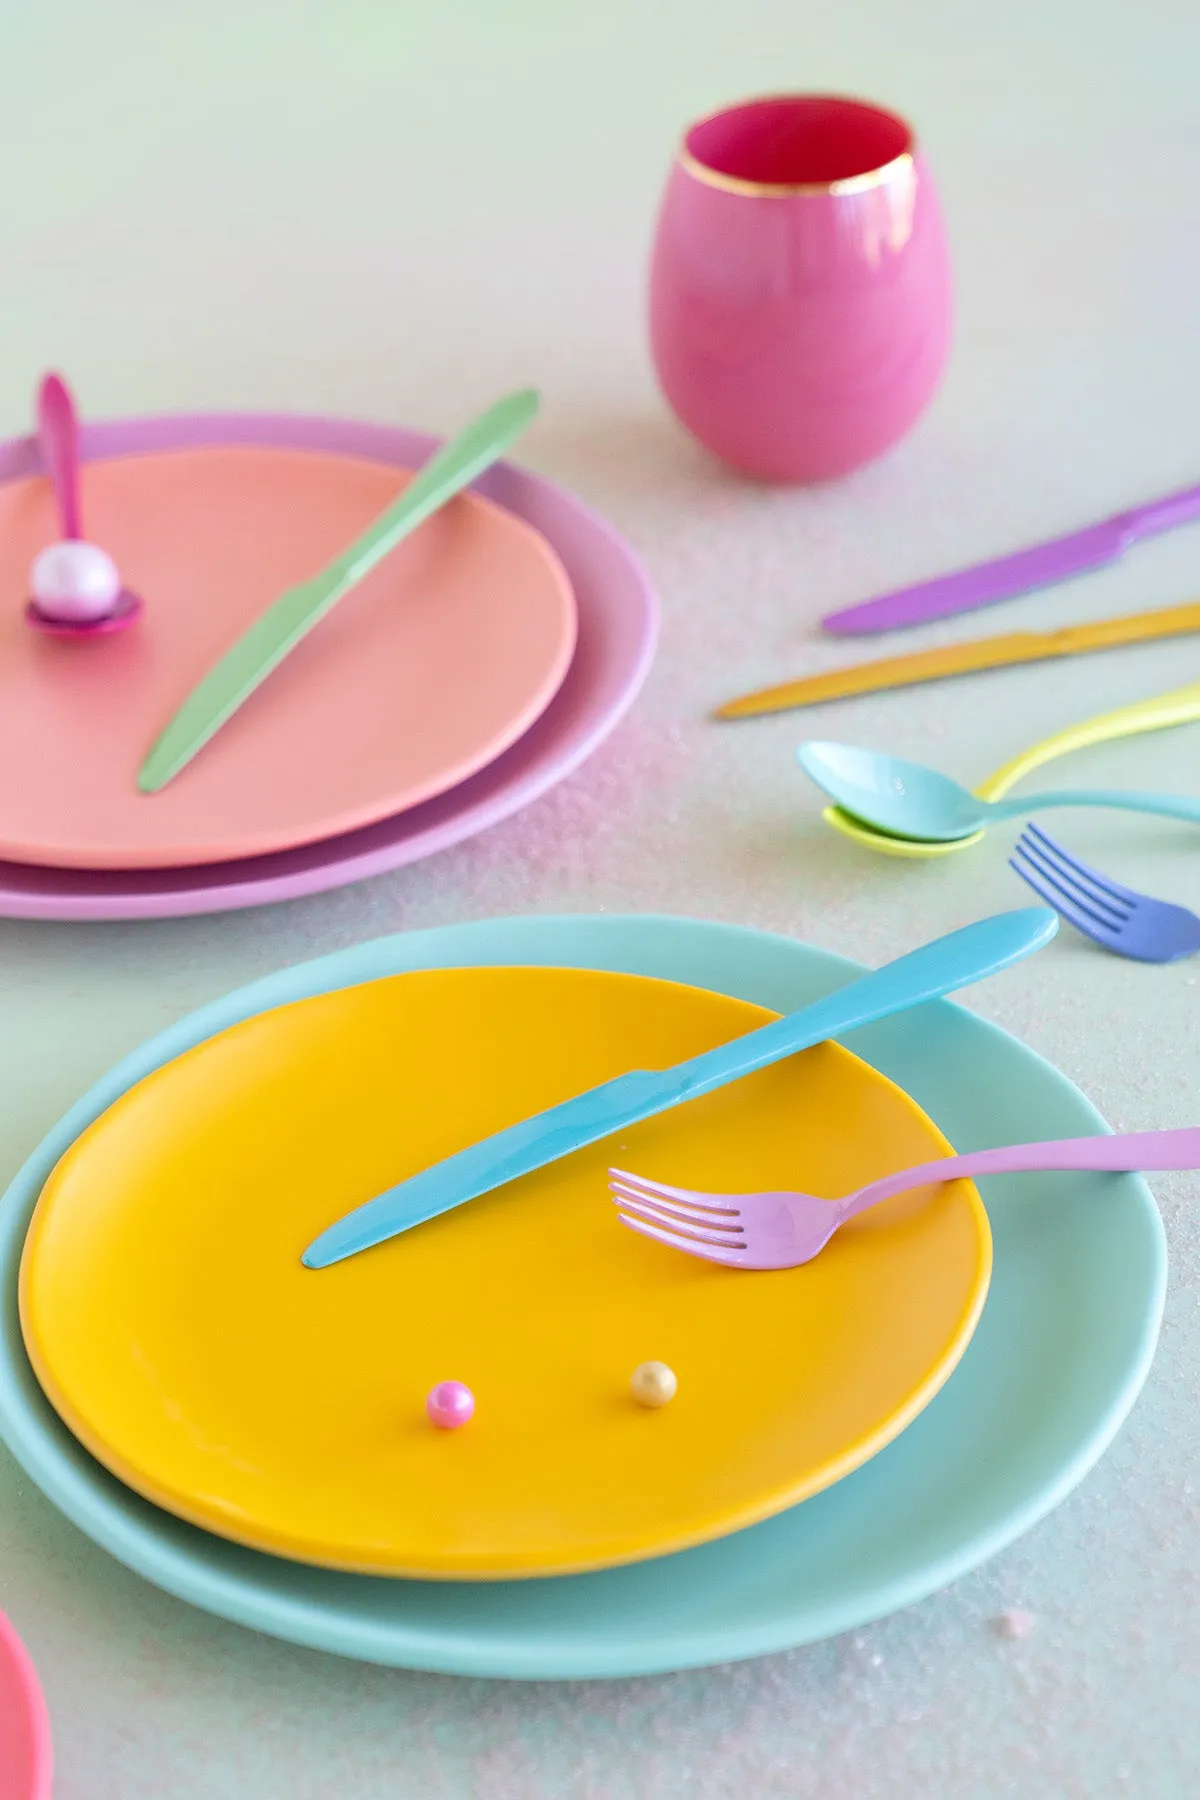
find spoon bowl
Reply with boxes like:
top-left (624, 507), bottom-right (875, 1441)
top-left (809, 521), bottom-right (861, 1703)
top-left (799, 742), bottom-right (988, 842)
top-left (24, 587), bottom-right (144, 639)
top-left (822, 803), bottom-right (986, 856)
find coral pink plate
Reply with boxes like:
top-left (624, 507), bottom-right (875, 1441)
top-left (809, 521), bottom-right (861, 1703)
top-left (0, 444), bottom-right (577, 869)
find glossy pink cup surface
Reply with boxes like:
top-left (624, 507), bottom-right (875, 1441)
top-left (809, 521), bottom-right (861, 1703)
top-left (649, 94), bottom-right (952, 483)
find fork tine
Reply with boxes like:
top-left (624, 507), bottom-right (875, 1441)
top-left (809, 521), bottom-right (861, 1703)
top-left (608, 1176), bottom-right (741, 1229)
top-left (607, 1167), bottom-right (741, 1215)
top-left (611, 1180), bottom-right (741, 1238)
top-left (609, 1181), bottom-right (743, 1234)
top-left (607, 1179), bottom-right (717, 1224)
top-left (616, 1210), bottom-right (749, 1266)
top-left (1007, 842), bottom-right (1093, 921)
top-left (1008, 844), bottom-right (1074, 914)
top-left (611, 1193), bottom-right (744, 1246)
top-left (1009, 852), bottom-right (1121, 944)
top-left (1017, 828), bottom-right (1131, 921)
top-left (1013, 838), bottom-right (1127, 929)
top-left (615, 1188), bottom-right (744, 1231)
top-left (1023, 823), bottom-right (1142, 908)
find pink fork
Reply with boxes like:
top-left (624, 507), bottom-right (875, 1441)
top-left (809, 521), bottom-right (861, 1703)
top-left (609, 1126), bottom-right (1200, 1270)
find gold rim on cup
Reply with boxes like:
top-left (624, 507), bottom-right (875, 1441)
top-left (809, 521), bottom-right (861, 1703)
top-left (678, 93), bottom-right (917, 198)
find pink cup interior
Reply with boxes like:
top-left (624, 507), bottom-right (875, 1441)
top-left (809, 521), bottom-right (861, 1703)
top-left (685, 95), bottom-right (912, 187)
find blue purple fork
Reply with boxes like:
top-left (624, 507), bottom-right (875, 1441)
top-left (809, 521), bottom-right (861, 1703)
top-left (1010, 823), bottom-right (1200, 963)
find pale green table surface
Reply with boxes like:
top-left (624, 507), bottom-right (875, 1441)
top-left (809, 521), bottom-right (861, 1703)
top-left (2, 2), bottom-right (1199, 1794)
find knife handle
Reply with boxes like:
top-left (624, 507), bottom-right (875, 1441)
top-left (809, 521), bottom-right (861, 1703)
top-left (1042, 600), bottom-right (1200, 653)
top-left (1125, 482), bottom-right (1200, 542)
top-left (673, 906), bottom-right (1058, 1103)
top-left (325, 387), bottom-right (540, 591)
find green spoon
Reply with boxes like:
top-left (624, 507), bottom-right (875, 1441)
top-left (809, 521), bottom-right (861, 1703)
top-left (797, 740), bottom-right (1200, 843)
top-left (138, 387), bottom-right (540, 793)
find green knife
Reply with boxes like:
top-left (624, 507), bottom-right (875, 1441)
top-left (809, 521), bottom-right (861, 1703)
top-left (137, 387), bottom-right (541, 793)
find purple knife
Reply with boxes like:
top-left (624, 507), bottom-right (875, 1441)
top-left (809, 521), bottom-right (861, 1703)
top-left (821, 481), bottom-right (1200, 636)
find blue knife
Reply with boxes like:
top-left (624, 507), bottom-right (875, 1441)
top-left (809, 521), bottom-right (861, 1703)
top-left (301, 906), bottom-right (1057, 1268)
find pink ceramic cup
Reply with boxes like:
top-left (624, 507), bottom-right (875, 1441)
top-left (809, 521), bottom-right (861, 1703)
top-left (649, 94), bottom-right (952, 483)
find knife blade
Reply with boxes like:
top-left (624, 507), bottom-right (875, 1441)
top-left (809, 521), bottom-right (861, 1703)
top-left (137, 387), bottom-right (540, 793)
top-left (821, 480), bottom-right (1200, 637)
top-left (301, 906), bottom-right (1057, 1268)
top-left (715, 597), bottom-right (1200, 720)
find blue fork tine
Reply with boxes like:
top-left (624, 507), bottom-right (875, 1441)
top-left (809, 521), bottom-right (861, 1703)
top-left (1009, 839), bottom-right (1126, 948)
top-left (1021, 824), bottom-right (1140, 914)
top-left (1013, 832), bottom-right (1130, 932)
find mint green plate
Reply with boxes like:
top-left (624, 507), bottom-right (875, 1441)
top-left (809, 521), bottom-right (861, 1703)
top-left (0, 916), bottom-right (1166, 1679)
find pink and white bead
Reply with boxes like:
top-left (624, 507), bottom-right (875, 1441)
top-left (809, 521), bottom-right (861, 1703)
top-left (425, 1379), bottom-right (475, 1429)
top-left (29, 539), bottom-right (122, 623)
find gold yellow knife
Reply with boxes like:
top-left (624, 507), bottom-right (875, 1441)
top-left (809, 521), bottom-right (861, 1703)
top-left (715, 598), bottom-right (1200, 719)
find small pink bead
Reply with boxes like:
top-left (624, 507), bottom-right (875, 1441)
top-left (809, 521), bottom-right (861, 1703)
top-left (425, 1380), bottom-right (475, 1429)
top-left (30, 539), bottom-right (122, 622)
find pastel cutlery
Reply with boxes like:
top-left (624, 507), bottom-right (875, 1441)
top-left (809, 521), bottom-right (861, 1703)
top-left (716, 597), bottom-right (1200, 719)
top-left (821, 479), bottom-right (1200, 635)
top-left (799, 739), bottom-right (1200, 844)
top-left (611, 1124), bottom-right (1200, 1269)
top-left (301, 906), bottom-right (1057, 1267)
top-left (25, 372), bottom-right (143, 637)
top-left (138, 387), bottom-right (540, 792)
top-left (1010, 823), bottom-right (1200, 962)
top-left (814, 680), bottom-right (1200, 857)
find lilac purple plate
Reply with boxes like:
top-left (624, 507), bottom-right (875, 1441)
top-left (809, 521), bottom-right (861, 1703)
top-left (0, 412), bottom-right (657, 918)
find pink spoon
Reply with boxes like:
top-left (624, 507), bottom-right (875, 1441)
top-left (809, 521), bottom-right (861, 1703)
top-left (25, 373), bottom-right (142, 638)
top-left (610, 1125), bottom-right (1200, 1269)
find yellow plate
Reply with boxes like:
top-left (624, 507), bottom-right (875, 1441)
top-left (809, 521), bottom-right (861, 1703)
top-left (19, 967), bottom-right (991, 1580)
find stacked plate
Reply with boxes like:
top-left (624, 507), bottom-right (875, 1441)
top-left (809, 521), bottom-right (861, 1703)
top-left (0, 412), bottom-right (657, 918)
top-left (0, 915), bottom-right (1166, 1678)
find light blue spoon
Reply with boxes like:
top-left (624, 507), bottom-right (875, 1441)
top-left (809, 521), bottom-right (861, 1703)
top-left (798, 740), bottom-right (1200, 845)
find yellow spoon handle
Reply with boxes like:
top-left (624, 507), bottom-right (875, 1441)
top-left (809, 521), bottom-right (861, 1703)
top-left (975, 682), bottom-right (1200, 802)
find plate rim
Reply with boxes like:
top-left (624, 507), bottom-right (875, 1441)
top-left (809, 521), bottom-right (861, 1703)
top-left (0, 414), bottom-right (658, 916)
top-left (0, 914), bottom-right (1167, 1677)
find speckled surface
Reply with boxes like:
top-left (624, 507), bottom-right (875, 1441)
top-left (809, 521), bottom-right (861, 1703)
top-left (1, 1), bottom-right (1199, 1793)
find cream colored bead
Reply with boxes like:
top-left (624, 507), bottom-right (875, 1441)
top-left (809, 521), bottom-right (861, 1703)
top-left (630, 1360), bottom-right (677, 1407)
